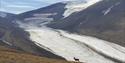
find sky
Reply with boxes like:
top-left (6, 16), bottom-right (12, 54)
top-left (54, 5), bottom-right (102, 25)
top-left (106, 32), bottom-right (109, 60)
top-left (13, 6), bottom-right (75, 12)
top-left (0, 0), bottom-right (74, 14)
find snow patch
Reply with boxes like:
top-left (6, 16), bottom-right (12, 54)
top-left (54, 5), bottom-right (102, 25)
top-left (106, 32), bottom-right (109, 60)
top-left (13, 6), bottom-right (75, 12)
top-left (23, 13), bottom-right (57, 27)
top-left (115, 2), bottom-right (121, 6)
top-left (0, 39), bottom-right (12, 45)
top-left (102, 6), bottom-right (114, 15)
top-left (63, 0), bottom-right (102, 17)
top-left (102, 2), bottom-right (121, 15)
top-left (0, 12), bottom-right (7, 18)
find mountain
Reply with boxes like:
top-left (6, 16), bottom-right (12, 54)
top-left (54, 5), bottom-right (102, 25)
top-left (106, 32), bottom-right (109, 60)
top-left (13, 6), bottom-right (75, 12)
top-left (0, 12), bottom-right (16, 38)
top-left (17, 2), bottom-right (65, 20)
top-left (0, 12), bottom-right (64, 59)
top-left (0, 12), bottom-right (16, 46)
top-left (17, 0), bottom-right (101, 27)
top-left (1, 0), bottom-right (125, 63)
top-left (47, 0), bottom-right (125, 47)
top-left (0, 11), bottom-right (16, 27)
top-left (15, 0), bottom-right (125, 63)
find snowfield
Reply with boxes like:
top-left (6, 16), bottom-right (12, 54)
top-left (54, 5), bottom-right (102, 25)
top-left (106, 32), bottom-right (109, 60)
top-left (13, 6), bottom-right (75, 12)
top-left (26, 28), bottom-right (115, 63)
top-left (63, 0), bottom-right (102, 17)
top-left (17, 21), bottom-right (125, 63)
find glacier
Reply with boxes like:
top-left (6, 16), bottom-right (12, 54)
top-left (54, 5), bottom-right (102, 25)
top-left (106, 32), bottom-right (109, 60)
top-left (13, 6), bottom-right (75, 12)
top-left (17, 21), bottom-right (125, 63)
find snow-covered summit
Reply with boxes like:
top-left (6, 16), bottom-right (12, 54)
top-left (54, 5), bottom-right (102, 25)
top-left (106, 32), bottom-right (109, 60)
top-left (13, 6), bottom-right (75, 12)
top-left (63, 0), bottom-right (102, 17)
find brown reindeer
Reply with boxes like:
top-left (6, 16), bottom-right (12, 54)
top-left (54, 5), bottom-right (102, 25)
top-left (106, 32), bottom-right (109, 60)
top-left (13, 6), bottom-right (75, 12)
top-left (74, 57), bottom-right (80, 62)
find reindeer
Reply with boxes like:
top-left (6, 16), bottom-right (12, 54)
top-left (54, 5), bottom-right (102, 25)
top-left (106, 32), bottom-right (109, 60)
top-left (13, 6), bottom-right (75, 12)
top-left (74, 57), bottom-right (80, 62)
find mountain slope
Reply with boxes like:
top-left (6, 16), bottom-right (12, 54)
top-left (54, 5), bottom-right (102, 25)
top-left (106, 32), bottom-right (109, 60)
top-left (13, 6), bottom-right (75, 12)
top-left (17, 0), bottom-right (101, 27)
top-left (47, 0), bottom-right (125, 47)
top-left (0, 46), bottom-right (75, 63)
top-left (17, 2), bottom-right (66, 20)
top-left (0, 11), bottom-right (15, 18)
top-left (0, 12), bottom-right (64, 60)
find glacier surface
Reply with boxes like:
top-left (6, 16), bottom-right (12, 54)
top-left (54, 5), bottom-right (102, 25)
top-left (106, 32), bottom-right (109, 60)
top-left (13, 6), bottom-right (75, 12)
top-left (17, 21), bottom-right (125, 63)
